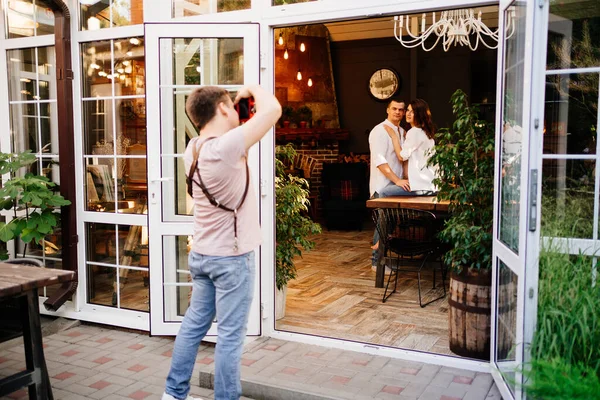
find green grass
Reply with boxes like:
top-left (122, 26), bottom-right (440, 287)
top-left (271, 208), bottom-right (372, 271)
top-left (525, 250), bottom-right (600, 399)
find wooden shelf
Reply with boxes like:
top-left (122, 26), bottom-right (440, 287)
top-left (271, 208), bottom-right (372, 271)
top-left (275, 128), bottom-right (349, 143)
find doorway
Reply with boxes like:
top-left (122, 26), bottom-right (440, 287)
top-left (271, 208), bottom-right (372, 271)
top-left (273, 8), bottom-right (499, 359)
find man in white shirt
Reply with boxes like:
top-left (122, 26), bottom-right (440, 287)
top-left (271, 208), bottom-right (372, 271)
top-left (368, 99), bottom-right (411, 269)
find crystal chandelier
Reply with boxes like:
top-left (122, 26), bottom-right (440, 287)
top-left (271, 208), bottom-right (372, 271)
top-left (393, 8), bottom-right (515, 52)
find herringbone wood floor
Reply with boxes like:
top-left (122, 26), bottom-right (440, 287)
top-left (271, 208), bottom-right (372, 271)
top-left (275, 227), bottom-right (454, 356)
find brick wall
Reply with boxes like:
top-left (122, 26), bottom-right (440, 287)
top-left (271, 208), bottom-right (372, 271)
top-left (295, 143), bottom-right (339, 215)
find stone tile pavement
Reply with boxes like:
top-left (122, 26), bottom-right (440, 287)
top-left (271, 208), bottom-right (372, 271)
top-left (0, 321), bottom-right (503, 400)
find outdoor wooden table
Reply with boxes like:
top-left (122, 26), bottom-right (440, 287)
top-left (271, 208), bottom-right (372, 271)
top-left (0, 262), bottom-right (75, 400)
top-left (366, 196), bottom-right (450, 288)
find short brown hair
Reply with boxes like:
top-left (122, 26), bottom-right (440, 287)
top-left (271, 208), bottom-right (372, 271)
top-left (386, 98), bottom-right (405, 109)
top-left (185, 86), bottom-right (230, 131)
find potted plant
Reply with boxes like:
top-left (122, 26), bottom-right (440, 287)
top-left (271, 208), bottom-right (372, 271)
top-left (275, 144), bottom-right (321, 319)
top-left (294, 105), bottom-right (313, 129)
top-left (428, 89), bottom-right (495, 360)
top-left (0, 150), bottom-right (71, 261)
top-left (280, 105), bottom-right (294, 128)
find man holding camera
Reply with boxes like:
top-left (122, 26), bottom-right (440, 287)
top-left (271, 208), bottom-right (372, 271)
top-left (162, 85), bottom-right (281, 400)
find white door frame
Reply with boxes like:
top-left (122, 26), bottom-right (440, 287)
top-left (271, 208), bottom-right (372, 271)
top-left (145, 22), bottom-right (262, 336)
top-left (490, 1), bottom-right (546, 398)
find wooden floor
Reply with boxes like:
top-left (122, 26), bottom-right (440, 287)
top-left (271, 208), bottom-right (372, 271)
top-left (276, 226), bottom-right (455, 356)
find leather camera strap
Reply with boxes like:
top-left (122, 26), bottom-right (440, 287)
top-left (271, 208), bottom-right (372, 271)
top-left (186, 137), bottom-right (250, 252)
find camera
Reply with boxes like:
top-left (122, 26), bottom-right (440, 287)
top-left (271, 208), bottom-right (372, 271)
top-left (235, 97), bottom-right (255, 121)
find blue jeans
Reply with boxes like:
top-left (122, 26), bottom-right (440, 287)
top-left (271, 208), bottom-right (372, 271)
top-left (372, 184), bottom-right (418, 265)
top-left (165, 250), bottom-right (255, 400)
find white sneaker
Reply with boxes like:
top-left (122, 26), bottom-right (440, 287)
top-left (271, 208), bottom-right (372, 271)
top-left (161, 393), bottom-right (203, 400)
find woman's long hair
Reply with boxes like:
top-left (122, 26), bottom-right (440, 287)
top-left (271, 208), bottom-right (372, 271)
top-left (410, 99), bottom-right (436, 139)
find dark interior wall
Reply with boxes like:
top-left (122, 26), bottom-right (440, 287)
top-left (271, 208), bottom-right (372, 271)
top-left (331, 37), bottom-right (497, 154)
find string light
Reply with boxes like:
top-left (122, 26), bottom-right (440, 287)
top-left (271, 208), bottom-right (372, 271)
top-left (278, 32), bottom-right (284, 45)
top-left (307, 77), bottom-right (313, 87)
top-left (300, 42), bottom-right (306, 52)
top-left (283, 49), bottom-right (289, 60)
top-left (296, 70), bottom-right (302, 80)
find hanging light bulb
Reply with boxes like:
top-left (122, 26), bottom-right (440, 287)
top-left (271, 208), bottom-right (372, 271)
top-left (296, 70), bottom-right (302, 80)
top-left (278, 32), bottom-right (284, 46)
top-left (283, 49), bottom-right (289, 60)
top-left (307, 77), bottom-right (313, 87)
top-left (300, 42), bottom-right (306, 52)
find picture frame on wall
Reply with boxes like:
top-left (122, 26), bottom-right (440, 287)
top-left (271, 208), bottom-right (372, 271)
top-left (368, 68), bottom-right (401, 101)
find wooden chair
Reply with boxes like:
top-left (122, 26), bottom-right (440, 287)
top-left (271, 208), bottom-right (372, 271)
top-left (372, 207), bottom-right (446, 306)
top-left (293, 154), bottom-right (318, 219)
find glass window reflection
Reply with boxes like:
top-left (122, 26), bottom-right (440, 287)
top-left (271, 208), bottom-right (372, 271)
top-left (80, 0), bottom-right (143, 31)
top-left (5, 0), bottom-right (55, 38)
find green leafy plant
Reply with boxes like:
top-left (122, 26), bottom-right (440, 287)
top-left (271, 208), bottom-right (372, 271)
top-left (523, 250), bottom-right (600, 399)
top-left (0, 150), bottom-right (71, 260)
top-left (294, 105), bottom-right (313, 125)
top-left (275, 144), bottom-right (321, 290)
top-left (428, 89), bottom-right (495, 272)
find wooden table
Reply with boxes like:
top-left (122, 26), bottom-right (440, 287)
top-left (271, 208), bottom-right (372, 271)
top-left (366, 195), bottom-right (450, 212)
top-left (366, 196), bottom-right (450, 288)
top-left (0, 262), bottom-right (75, 399)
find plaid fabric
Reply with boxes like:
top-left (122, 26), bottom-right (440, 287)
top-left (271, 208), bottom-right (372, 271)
top-left (330, 180), bottom-right (360, 200)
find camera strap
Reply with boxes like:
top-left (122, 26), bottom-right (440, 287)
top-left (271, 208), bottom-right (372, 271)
top-left (186, 137), bottom-right (250, 252)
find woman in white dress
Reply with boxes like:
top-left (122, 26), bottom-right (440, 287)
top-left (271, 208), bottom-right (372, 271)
top-left (385, 98), bottom-right (437, 195)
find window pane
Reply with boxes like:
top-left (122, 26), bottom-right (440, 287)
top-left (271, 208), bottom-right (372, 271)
top-left (120, 268), bottom-right (148, 312)
top-left (80, 0), bottom-right (143, 31)
top-left (83, 99), bottom-right (115, 155)
top-left (544, 73), bottom-right (598, 155)
top-left (113, 37), bottom-right (145, 95)
top-left (172, 0), bottom-right (250, 17)
top-left (87, 264), bottom-right (116, 308)
top-left (541, 159), bottom-right (595, 239)
top-left (496, 260), bottom-right (518, 396)
top-left (87, 223), bottom-right (117, 265)
top-left (547, 1), bottom-right (600, 70)
top-left (163, 38), bottom-right (244, 86)
top-left (85, 158), bottom-right (117, 212)
top-left (118, 155), bottom-right (147, 212)
top-left (498, 3), bottom-right (527, 254)
top-left (7, 48), bottom-right (37, 100)
top-left (81, 40), bottom-right (112, 98)
top-left (10, 103), bottom-right (39, 153)
top-left (163, 236), bottom-right (192, 321)
top-left (36, 47), bottom-right (55, 100)
top-left (6, 0), bottom-right (54, 38)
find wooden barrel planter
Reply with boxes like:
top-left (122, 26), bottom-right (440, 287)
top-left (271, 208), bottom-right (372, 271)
top-left (448, 268), bottom-right (492, 360)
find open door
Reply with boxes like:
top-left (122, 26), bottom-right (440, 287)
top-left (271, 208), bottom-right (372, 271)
top-left (491, 1), bottom-right (547, 398)
top-left (145, 23), bottom-right (261, 336)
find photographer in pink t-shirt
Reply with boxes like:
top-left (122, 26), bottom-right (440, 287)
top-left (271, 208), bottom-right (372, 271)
top-left (162, 85), bottom-right (281, 400)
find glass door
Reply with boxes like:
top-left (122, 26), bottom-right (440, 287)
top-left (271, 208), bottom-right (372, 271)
top-left (492, 1), bottom-right (547, 398)
top-left (145, 23), bottom-right (261, 336)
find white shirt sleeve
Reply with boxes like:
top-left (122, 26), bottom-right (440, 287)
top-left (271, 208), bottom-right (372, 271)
top-left (400, 128), bottom-right (424, 160)
top-left (369, 127), bottom-right (389, 168)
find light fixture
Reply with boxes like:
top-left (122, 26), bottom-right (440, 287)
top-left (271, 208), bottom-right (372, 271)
top-left (87, 16), bottom-right (100, 31)
top-left (117, 68), bottom-right (124, 73)
top-left (393, 8), bottom-right (515, 51)
top-left (129, 37), bottom-right (141, 46)
top-left (300, 42), bottom-right (306, 52)
top-left (126, 51), bottom-right (133, 57)
top-left (296, 70), bottom-right (302, 80)
top-left (278, 32), bottom-right (284, 45)
top-left (283, 49), bottom-right (289, 60)
top-left (90, 62), bottom-right (100, 69)
top-left (307, 77), bottom-right (313, 87)
top-left (196, 66), bottom-right (201, 73)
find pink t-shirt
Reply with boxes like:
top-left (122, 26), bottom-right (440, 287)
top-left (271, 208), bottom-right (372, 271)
top-left (184, 126), bottom-right (261, 256)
